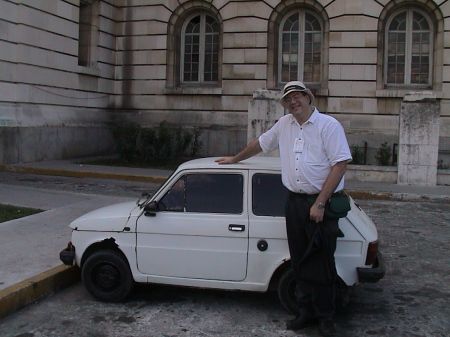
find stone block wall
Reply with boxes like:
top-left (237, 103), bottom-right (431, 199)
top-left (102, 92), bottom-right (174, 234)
top-left (1, 0), bottom-right (450, 171)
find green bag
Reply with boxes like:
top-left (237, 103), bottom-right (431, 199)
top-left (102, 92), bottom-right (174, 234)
top-left (307, 191), bottom-right (351, 219)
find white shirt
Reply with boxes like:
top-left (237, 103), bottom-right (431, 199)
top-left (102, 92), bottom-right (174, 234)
top-left (259, 108), bottom-right (352, 194)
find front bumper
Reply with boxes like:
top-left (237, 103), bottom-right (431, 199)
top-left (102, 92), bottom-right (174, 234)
top-left (357, 251), bottom-right (386, 283)
top-left (60, 242), bottom-right (75, 266)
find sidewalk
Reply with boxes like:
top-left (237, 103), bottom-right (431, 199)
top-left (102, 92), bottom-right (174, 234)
top-left (0, 158), bottom-right (449, 319)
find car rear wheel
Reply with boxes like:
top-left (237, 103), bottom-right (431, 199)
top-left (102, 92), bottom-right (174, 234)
top-left (82, 249), bottom-right (134, 302)
top-left (277, 268), bottom-right (350, 315)
top-left (278, 268), bottom-right (299, 315)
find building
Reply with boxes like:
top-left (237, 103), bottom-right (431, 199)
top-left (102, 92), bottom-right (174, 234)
top-left (1, 0), bottom-right (449, 174)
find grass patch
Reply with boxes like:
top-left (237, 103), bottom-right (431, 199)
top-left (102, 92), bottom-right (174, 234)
top-left (0, 204), bottom-right (44, 223)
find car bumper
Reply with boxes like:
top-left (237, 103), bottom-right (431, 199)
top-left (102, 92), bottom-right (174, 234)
top-left (60, 242), bottom-right (75, 266)
top-left (357, 251), bottom-right (386, 283)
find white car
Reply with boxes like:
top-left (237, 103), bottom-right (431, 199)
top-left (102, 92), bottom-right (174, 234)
top-left (60, 157), bottom-right (385, 314)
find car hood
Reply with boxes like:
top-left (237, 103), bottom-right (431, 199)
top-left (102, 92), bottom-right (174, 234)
top-left (69, 201), bottom-right (142, 232)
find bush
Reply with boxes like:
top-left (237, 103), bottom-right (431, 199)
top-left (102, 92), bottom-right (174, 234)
top-left (111, 121), bottom-right (203, 166)
top-left (350, 145), bottom-right (364, 165)
top-left (374, 142), bottom-right (392, 166)
top-left (190, 126), bottom-right (203, 157)
top-left (111, 122), bottom-right (140, 162)
top-left (438, 159), bottom-right (449, 170)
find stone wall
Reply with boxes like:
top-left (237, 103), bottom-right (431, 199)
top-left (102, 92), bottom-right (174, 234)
top-left (1, 0), bottom-right (450, 168)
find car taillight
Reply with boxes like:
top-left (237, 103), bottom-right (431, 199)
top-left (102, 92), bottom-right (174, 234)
top-left (365, 241), bottom-right (379, 265)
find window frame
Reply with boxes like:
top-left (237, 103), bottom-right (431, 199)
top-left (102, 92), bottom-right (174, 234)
top-left (384, 8), bottom-right (434, 88)
top-left (277, 9), bottom-right (323, 86)
top-left (180, 12), bottom-right (220, 85)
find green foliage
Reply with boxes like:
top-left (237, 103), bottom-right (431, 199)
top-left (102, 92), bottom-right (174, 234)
top-left (138, 127), bottom-right (157, 164)
top-left (111, 122), bottom-right (140, 162)
top-left (153, 121), bottom-right (173, 162)
top-left (190, 126), bottom-right (204, 157)
top-left (374, 142), bottom-right (392, 166)
top-left (174, 126), bottom-right (193, 159)
top-left (350, 144), bottom-right (364, 165)
top-left (111, 120), bottom-right (203, 166)
top-left (437, 160), bottom-right (449, 170)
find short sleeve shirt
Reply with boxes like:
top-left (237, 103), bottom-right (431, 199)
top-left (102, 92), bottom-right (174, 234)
top-left (258, 108), bottom-right (352, 194)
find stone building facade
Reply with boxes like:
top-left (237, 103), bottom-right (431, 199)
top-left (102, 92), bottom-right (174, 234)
top-left (1, 0), bottom-right (449, 169)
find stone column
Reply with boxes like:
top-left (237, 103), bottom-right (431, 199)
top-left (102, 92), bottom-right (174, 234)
top-left (397, 92), bottom-right (440, 186)
top-left (247, 89), bottom-right (285, 157)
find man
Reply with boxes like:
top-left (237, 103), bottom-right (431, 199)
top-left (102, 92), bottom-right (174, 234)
top-left (216, 81), bottom-right (352, 337)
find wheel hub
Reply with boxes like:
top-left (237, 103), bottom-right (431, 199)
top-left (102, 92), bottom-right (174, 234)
top-left (94, 264), bottom-right (120, 290)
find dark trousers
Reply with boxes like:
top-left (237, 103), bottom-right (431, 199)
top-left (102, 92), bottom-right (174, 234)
top-left (285, 191), bottom-right (340, 321)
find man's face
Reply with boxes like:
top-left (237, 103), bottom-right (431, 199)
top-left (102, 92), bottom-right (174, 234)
top-left (284, 91), bottom-right (310, 118)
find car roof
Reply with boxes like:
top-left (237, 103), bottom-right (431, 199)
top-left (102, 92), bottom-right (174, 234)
top-left (177, 156), bottom-right (282, 172)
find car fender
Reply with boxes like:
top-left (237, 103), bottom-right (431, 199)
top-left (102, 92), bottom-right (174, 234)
top-left (71, 230), bottom-right (144, 281)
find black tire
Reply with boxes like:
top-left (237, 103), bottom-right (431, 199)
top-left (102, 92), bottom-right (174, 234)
top-left (82, 249), bottom-right (134, 302)
top-left (278, 268), bottom-right (299, 315)
top-left (277, 268), bottom-right (350, 315)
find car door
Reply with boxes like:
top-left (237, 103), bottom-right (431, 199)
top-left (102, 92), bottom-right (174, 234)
top-left (136, 171), bottom-right (249, 281)
top-left (246, 171), bottom-right (290, 282)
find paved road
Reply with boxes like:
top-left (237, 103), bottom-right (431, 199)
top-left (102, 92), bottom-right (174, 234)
top-left (0, 175), bottom-right (448, 337)
top-left (0, 171), bottom-right (163, 198)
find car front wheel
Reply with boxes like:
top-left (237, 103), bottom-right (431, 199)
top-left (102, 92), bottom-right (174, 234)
top-left (82, 249), bottom-right (134, 302)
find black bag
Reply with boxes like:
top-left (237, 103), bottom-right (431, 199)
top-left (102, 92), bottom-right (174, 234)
top-left (307, 191), bottom-right (351, 219)
top-left (325, 191), bottom-right (351, 219)
top-left (296, 224), bottom-right (336, 285)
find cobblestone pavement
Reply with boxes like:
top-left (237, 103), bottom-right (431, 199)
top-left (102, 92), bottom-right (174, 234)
top-left (0, 172), bottom-right (449, 337)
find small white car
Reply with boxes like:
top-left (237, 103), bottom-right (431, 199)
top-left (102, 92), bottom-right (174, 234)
top-left (60, 157), bottom-right (385, 314)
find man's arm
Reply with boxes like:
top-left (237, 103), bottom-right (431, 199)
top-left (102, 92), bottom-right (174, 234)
top-left (215, 138), bottom-right (263, 164)
top-left (309, 160), bottom-right (348, 223)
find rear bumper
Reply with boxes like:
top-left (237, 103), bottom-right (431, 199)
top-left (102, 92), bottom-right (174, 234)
top-left (357, 251), bottom-right (386, 283)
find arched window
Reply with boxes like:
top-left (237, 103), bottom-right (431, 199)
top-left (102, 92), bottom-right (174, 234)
top-left (279, 10), bottom-right (322, 84)
top-left (385, 8), bottom-right (433, 86)
top-left (181, 13), bottom-right (219, 83)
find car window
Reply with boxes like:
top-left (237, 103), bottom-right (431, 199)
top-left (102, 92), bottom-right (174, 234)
top-left (159, 173), bottom-right (244, 214)
top-left (252, 173), bottom-right (286, 217)
top-left (159, 176), bottom-right (186, 211)
top-left (185, 174), bottom-right (243, 214)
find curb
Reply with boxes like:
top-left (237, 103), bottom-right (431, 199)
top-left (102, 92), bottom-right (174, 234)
top-left (0, 265), bottom-right (80, 320)
top-left (346, 190), bottom-right (450, 203)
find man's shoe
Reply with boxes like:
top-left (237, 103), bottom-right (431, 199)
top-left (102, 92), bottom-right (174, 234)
top-left (286, 315), bottom-right (317, 330)
top-left (318, 320), bottom-right (336, 337)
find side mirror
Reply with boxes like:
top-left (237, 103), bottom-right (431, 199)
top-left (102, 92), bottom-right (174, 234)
top-left (143, 201), bottom-right (158, 216)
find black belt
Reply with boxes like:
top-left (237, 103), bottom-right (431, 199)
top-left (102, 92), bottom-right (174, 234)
top-left (288, 190), bottom-right (318, 198)
top-left (288, 190), bottom-right (345, 198)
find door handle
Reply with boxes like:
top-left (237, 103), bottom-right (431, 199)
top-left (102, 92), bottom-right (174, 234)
top-left (228, 224), bottom-right (245, 232)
